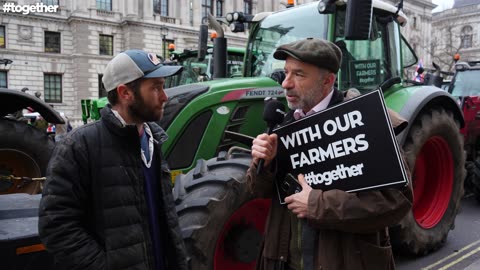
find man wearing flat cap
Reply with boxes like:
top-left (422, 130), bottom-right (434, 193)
top-left (247, 38), bottom-right (413, 270)
top-left (39, 49), bottom-right (188, 270)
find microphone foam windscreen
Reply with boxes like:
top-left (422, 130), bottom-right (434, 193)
top-left (263, 100), bottom-right (285, 126)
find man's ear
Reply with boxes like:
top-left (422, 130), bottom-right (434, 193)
top-left (324, 72), bottom-right (336, 87)
top-left (116, 84), bottom-right (133, 102)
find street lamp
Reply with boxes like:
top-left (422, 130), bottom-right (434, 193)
top-left (160, 26), bottom-right (169, 59)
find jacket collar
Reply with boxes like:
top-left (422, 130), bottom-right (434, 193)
top-left (100, 105), bottom-right (168, 144)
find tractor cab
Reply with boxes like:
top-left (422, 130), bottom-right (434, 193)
top-left (243, 0), bottom-right (411, 93)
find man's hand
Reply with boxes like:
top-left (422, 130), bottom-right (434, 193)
top-left (285, 174), bottom-right (312, 218)
top-left (251, 133), bottom-right (278, 168)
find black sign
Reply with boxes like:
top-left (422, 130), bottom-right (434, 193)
top-left (274, 90), bottom-right (408, 192)
top-left (350, 60), bottom-right (381, 87)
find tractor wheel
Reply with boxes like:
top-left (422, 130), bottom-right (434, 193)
top-left (0, 119), bottom-right (54, 194)
top-left (465, 157), bottom-right (480, 202)
top-left (391, 108), bottom-right (465, 255)
top-left (174, 151), bottom-right (270, 270)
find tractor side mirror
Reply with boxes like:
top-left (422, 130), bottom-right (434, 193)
top-left (345, 0), bottom-right (373, 40)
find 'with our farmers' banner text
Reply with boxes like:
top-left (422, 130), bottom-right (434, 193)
top-left (273, 90), bottom-right (409, 192)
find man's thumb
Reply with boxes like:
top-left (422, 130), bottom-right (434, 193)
top-left (297, 174), bottom-right (309, 188)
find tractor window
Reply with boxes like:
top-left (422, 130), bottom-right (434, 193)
top-left (334, 9), bottom-right (401, 92)
top-left (450, 70), bottom-right (480, 97)
top-left (401, 35), bottom-right (418, 68)
top-left (208, 51), bottom-right (245, 79)
top-left (227, 54), bottom-right (244, 78)
top-left (180, 57), bottom-right (209, 85)
top-left (166, 110), bottom-right (213, 170)
top-left (245, 3), bottom-right (328, 78)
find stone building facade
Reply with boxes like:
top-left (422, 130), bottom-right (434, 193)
top-left (431, 0), bottom-right (480, 72)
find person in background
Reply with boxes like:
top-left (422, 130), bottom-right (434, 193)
top-left (248, 38), bottom-right (413, 270)
top-left (39, 49), bottom-right (188, 270)
top-left (415, 67), bottom-right (425, 82)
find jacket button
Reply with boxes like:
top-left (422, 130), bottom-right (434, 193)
top-left (280, 256), bottom-right (284, 260)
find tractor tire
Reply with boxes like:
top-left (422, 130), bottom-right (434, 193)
top-left (0, 119), bottom-right (55, 194)
top-left (391, 108), bottom-right (465, 255)
top-left (174, 151), bottom-right (270, 270)
top-left (465, 157), bottom-right (480, 203)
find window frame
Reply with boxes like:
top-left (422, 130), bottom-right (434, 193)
top-left (153, 0), bottom-right (169, 16)
top-left (96, 0), bottom-right (112, 11)
top-left (0, 71), bottom-right (7, 88)
top-left (202, 0), bottom-right (213, 20)
top-left (0, 25), bottom-right (5, 49)
top-left (216, 0), bottom-right (223, 17)
top-left (461, 25), bottom-right (473, 49)
top-left (189, 0), bottom-right (194, 26)
top-left (44, 73), bottom-right (63, 103)
top-left (99, 34), bottom-right (113, 56)
top-left (163, 38), bottom-right (175, 59)
top-left (45, 31), bottom-right (61, 53)
top-left (244, 0), bottom-right (252, 15)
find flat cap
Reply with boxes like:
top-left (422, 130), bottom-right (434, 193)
top-left (273, 38), bottom-right (342, 73)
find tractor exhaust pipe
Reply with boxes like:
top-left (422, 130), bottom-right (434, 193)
top-left (208, 13), bottom-right (227, 79)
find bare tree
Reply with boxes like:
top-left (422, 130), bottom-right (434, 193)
top-left (429, 14), bottom-right (473, 72)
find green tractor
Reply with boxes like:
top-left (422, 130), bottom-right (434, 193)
top-left (84, 0), bottom-right (466, 269)
top-left (165, 46), bottom-right (245, 88)
top-left (0, 0), bottom-right (465, 268)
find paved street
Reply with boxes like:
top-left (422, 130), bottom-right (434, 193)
top-left (396, 195), bottom-right (480, 270)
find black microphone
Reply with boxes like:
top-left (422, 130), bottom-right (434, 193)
top-left (256, 97), bottom-right (286, 175)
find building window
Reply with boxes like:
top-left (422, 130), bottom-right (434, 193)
top-left (44, 74), bottom-right (62, 103)
top-left (99, 34), bottom-right (113, 55)
top-left (96, 0), bottom-right (112, 11)
top-left (0, 26), bottom-right (5, 48)
top-left (461, 25), bottom-right (473, 49)
top-left (189, 0), bottom-right (194, 26)
top-left (153, 0), bottom-right (169, 16)
top-left (244, 0), bottom-right (252, 14)
top-left (98, 74), bottom-right (107, 98)
top-left (163, 39), bottom-right (174, 59)
top-left (216, 0), bottom-right (223, 17)
top-left (0, 71), bottom-right (7, 88)
top-left (45, 31), bottom-right (61, 53)
top-left (202, 0), bottom-right (213, 20)
top-left (42, 0), bottom-right (59, 5)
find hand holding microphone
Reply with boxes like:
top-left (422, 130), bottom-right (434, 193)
top-left (255, 97), bottom-right (285, 175)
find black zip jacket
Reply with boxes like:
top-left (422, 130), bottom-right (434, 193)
top-left (38, 106), bottom-right (188, 270)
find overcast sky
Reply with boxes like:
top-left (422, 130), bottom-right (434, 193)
top-left (432, 0), bottom-right (455, 12)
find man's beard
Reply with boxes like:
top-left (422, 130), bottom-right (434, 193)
top-left (286, 88), bottom-right (319, 111)
top-left (128, 92), bottom-right (163, 122)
